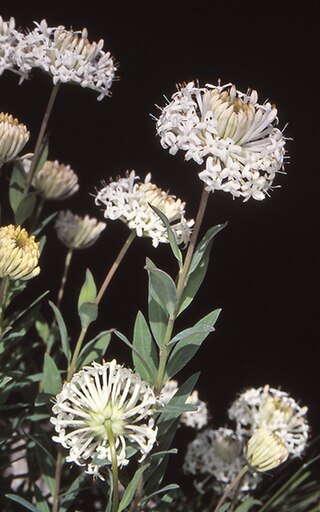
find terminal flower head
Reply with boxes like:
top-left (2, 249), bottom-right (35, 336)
top-left (33, 160), bottom-right (79, 200)
top-left (228, 385), bottom-right (309, 457)
top-left (0, 225), bottom-right (40, 280)
top-left (14, 19), bottom-right (116, 99)
top-left (51, 360), bottom-right (158, 478)
top-left (95, 170), bottom-right (194, 247)
top-left (0, 113), bottom-right (29, 164)
top-left (55, 210), bottom-right (106, 249)
top-left (245, 427), bottom-right (289, 472)
top-left (156, 81), bottom-right (286, 201)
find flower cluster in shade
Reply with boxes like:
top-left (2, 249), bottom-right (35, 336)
top-left (0, 225), bottom-right (40, 280)
top-left (55, 210), bottom-right (106, 250)
top-left (156, 81), bottom-right (287, 201)
top-left (183, 427), bottom-right (261, 497)
top-left (228, 385), bottom-right (309, 457)
top-left (0, 15), bottom-right (116, 100)
top-left (160, 379), bottom-right (208, 430)
top-left (95, 170), bottom-right (194, 248)
top-left (0, 112), bottom-right (29, 164)
top-left (183, 385), bottom-right (308, 498)
top-left (50, 360), bottom-right (158, 479)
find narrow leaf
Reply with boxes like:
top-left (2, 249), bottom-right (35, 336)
top-left (114, 330), bottom-right (156, 383)
top-left (49, 301), bottom-right (70, 362)
top-left (166, 309), bottom-right (221, 379)
top-left (178, 223), bottom-right (226, 315)
top-left (78, 301), bottom-right (98, 330)
top-left (149, 204), bottom-right (183, 268)
top-left (6, 495), bottom-right (39, 511)
top-left (78, 269), bottom-right (97, 309)
top-left (146, 258), bottom-right (177, 317)
top-left (132, 311), bottom-right (158, 384)
top-left (43, 353), bottom-right (62, 395)
top-left (15, 192), bottom-right (37, 225)
top-left (118, 464), bottom-right (149, 512)
top-left (78, 331), bottom-right (111, 367)
top-left (9, 164), bottom-right (26, 214)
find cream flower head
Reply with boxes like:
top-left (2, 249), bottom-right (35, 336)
top-left (156, 81), bottom-right (286, 201)
top-left (55, 211), bottom-right (106, 250)
top-left (0, 113), bottom-right (30, 164)
top-left (228, 385), bottom-right (309, 457)
top-left (245, 427), bottom-right (289, 472)
top-left (51, 360), bottom-right (158, 478)
top-left (33, 160), bottom-right (79, 200)
top-left (0, 225), bottom-right (40, 280)
top-left (160, 380), bottom-right (208, 430)
top-left (183, 427), bottom-right (260, 496)
top-left (95, 170), bottom-right (194, 248)
top-left (14, 19), bottom-right (116, 100)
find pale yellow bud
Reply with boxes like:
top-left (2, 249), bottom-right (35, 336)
top-left (33, 160), bottom-right (79, 200)
top-left (245, 427), bottom-right (289, 472)
top-left (55, 211), bottom-right (106, 249)
top-left (0, 225), bottom-right (40, 280)
top-left (0, 113), bottom-right (30, 164)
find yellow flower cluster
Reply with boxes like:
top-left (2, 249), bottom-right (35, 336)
top-left (0, 225), bottom-right (40, 280)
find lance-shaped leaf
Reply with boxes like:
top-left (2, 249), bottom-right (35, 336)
top-left (133, 311), bottom-right (158, 384)
top-left (43, 353), bottom-right (62, 395)
top-left (9, 163), bottom-right (26, 214)
top-left (78, 269), bottom-right (97, 308)
top-left (78, 302), bottom-right (98, 330)
top-left (5, 495), bottom-right (39, 512)
top-left (78, 330), bottom-right (111, 367)
top-left (15, 192), bottom-right (37, 225)
top-left (178, 223), bottom-right (226, 315)
top-left (49, 301), bottom-right (70, 362)
top-left (118, 464), bottom-right (150, 512)
top-left (166, 309), bottom-right (221, 379)
top-left (114, 330), bottom-right (156, 383)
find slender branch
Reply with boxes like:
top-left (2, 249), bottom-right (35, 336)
top-left (56, 249), bottom-right (73, 310)
top-left (24, 83), bottom-right (60, 194)
top-left (213, 465), bottom-right (249, 512)
top-left (30, 196), bottom-right (45, 233)
top-left (67, 326), bottom-right (87, 380)
top-left (106, 423), bottom-right (119, 512)
top-left (96, 230), bottom-right (136, 305)
top-left (52, 447), bottom-right (64, 512)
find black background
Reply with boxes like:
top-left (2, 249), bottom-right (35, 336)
top-left (1, 1), bottom-right (319, 437)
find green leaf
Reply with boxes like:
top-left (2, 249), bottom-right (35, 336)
top-left (15, 192), bottom-right (37, 225)
top-left (78, 301), bottom-right (98, 330)
top-left (78, 331), bottom-right (111, 366)
top-left (166, 309), bottom-right (221, 379)
top-left (34, 485), bottom-right (50, 512)
top-left (143, 483), bottom-right (179, 504)
top-left (33, 212), bottom-right (57, 236)
top-left (114, 330), bottom-right (156, 384)
top-left (146, 258), bottom-right (177, 317)
top-left (78, 269), bottom-right (97, 309)
top-left (34, 138), bottom-right (49, 177)
top-left (49, 301), bottom-right (70, 362)
top-left (5, 494), bottom-right (40, 511)
top-left (149, 205), bottom-right (183, 268)
top-left (146, 258), bottom-right (173, 347)
top-left (9, 164), bottom-right (27, 214)
top-left (168, 323), bottom-right (216, 347)
top-left (32, 428), bottom-right (56, 496)
top-left (178, 223), bottom-right (226, 315)
top-left (118, 464), bottom-right (149, 512)
top-left (132, 311), bottom-right (158, 384)
top-left (233, 498), bottom-right (261, 511)
top-left (43, 353), bottom-right (62, 395)
top-left (59, 473), bottom-right (88, 512)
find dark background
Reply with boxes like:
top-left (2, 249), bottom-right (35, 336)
top-left (1, 0), bottom-right (319, 436)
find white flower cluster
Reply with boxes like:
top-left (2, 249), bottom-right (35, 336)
top-left (0, 16), bottom-right (116, 99)
top-left (228, 385), bottom-right (309, 457)
top-left (156, 81), bottom-right (287, 201)
top-left (183, 427), bottom-right (261, 496)
top-left (95, 170), bottom-right (194, 248)
top-left (160, 379), bottom-right (208, 430)
top-left (51, 360), bottom-right (157, 479)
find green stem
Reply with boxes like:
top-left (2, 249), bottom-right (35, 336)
top-left (96, 230), bottom-right (136, 305)
top-left (30, 196), bottom-right (45, 233)
top-left (213, 465), bottom-right (249, 512)
top-left (154, 186), bottom-right (210, 393)
top-left (106, 423), bottom-right (119, 512)
top-left (24, 83), bottom-right (60, 195)
top-left (67, 326), bottom-right (87, 381)
top-left (52, 447), bottom-right (64, 512)
top-left (0, 277), bottom-right (9, 335)
top-left (56, 249), bottom-right (73, 311)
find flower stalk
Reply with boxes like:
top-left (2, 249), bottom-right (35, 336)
top-left (106, 422), bottom-right (119, 512)
top-left (213, 465), bottom-right (249, 512)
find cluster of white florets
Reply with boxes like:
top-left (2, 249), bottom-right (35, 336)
top-left (0, 16), bottom-right (116, 99)
top-left (156, 81), bottom-right (287, 201)
top-left (95, 170), bottom-right (194, 247)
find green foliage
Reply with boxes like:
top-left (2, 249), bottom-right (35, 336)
top-left (5, 495), bottom-right (39, 512)
top-left (149, 205), bottom-right (183, 269)
top-left (78, 330), bottom-right (111, 366)
top-left (132, 310), bottom-right (158, 384)
top-left (43, 353), bottom-right (62, 394)
top-left (146, 258), bottom-right (172, 347)
top-left (78, 269), bottom-right (98, 329)
top-left (49, 301), bottom-right (71, 363)
top-left (118, 463), bottom-right (150, 511)
top-left (178, 223), bottom-right (226, 315)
